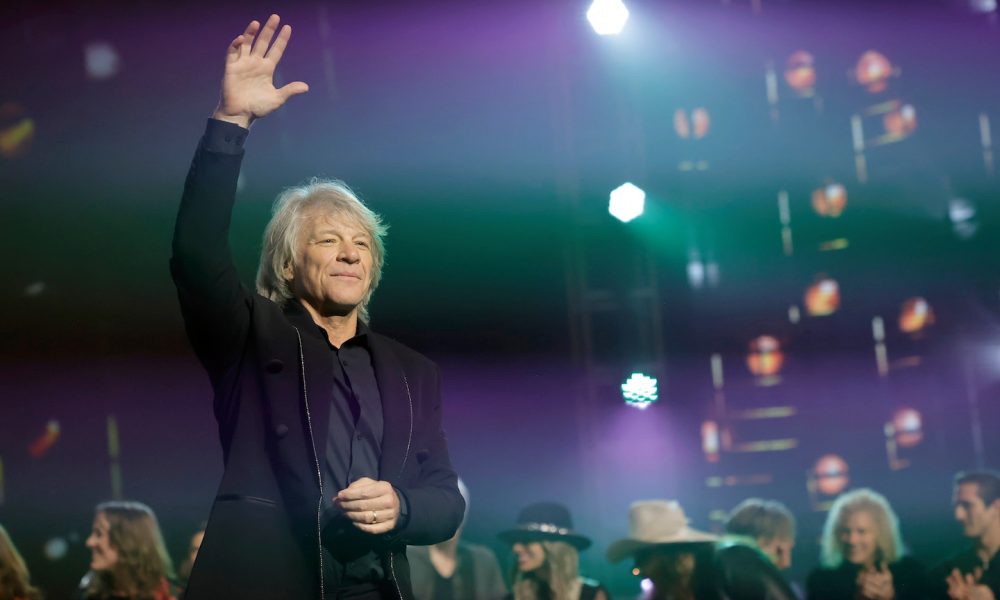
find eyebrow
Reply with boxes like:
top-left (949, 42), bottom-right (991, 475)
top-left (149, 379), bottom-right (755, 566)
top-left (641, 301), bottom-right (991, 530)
top-left (313, 229), bottom-right (371, 240)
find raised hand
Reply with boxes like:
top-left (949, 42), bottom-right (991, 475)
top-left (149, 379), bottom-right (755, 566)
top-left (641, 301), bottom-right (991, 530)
top-left (213, 14), bottom-right (309, 128)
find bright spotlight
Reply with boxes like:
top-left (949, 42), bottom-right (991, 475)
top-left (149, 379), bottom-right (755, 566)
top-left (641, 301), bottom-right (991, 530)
top-left (608, 182), bottom-right (645, 223)
top-left (622, 372), bottom-right (658, 409)
top-left (587, 0), bottom-right (629, 36)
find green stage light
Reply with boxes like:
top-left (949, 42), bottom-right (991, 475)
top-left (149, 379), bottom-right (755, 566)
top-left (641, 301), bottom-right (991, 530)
top-left (622, 372), bottom-right (658, 409)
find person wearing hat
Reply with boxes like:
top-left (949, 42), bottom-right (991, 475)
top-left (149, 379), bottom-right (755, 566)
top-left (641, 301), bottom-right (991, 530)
top-left (607, 499), bottom-right (798, 600)
top-left (498, 502), bottom-right (608, 600)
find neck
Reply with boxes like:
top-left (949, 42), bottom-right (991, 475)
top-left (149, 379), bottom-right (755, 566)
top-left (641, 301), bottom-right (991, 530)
top-left (978, 522), bottom-right (1000, 563)
top-left (300, 301), bottom-right (359, 348)
top-left (432, 537), bottom-right (459, 557)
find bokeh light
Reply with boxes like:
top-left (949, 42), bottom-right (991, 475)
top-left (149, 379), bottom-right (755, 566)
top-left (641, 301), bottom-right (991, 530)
top-left (855, 50), bottom-right (894, 93)
top-left (701, 420), bottom-right (720, 462)
top-left (84, 41), bottom-right (121, 80)
top-left (892, 407), bottom-right (923, 448)
top-left (883, 103), bottom-right (917, 139)
top-left (29, 420), bottom-right (61, 459)
top-left (812, 183), bottom-right (847, 218)
top-left (949, 197), bottom-right (978, 239)
top-left (746, 335), bottom-right (785, 378)
top-left (622, 372), bottom-right (658, 409)
top-left (785, 50), bottom-right (817, 96)
top-left (608, 182), bottom-right (646, 223)
top-left (44, 537), bottom-right (68, 561)
top-left (0, 102), bottom-right (35, 158)
top-left (587, 0), bottom-right (629, 36)
top-left (804, 277), bottom-right (841, 317)
top-left (814, 454), bottom-right (850, 496)
top-left (899, 296), bottom-right (935, 334)
top-left (674, 108), bottom-right (711, 140)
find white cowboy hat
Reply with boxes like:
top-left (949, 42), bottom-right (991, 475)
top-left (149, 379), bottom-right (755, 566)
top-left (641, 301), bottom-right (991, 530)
top-left (606, 499), bottom-right (718, 564)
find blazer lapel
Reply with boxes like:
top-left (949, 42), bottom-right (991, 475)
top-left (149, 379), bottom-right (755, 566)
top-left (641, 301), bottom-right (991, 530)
top-left (369, 333), bottom-right (413, 481)
top-left (283, 302), bottom-right (333, 478)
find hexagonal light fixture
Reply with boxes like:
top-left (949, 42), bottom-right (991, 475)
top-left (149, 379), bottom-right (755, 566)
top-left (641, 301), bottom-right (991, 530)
top-left (622, 372), bottom-right (658, 409)
top-left (608, 182), bottom-right (646, 223)
top-left (587, 0), bottom-right (630, 36)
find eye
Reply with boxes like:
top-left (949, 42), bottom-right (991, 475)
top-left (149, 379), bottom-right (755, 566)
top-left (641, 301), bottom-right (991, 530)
top-left (355, 240), bottom-right (371, 248)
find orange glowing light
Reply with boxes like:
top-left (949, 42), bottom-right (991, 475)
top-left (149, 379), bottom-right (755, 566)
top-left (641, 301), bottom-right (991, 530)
top-left (814, 454), bottom-right (849, 496)
top-left (883, 104), bottom-right (917, 138)
top-left (784, 50), bottom-right (816, 95)
top-left (746, 335), bottom-right (784, 377)
top-left (804, 277), bottom-right (840, 317)
top-left (899, 297), bottom-right (935, 333)
top-left (892, 407), bottom-right (923, 448)
top-left (855, 51), bottom-right (893, 94)
top-left (812, 183), bottom-right (847, 218)
top-left (0, 103), bottom-right (35, 159)
top-left (674, 108), bottom-right (710, 140)
top-left (29, 420), bottom-right (61, 458)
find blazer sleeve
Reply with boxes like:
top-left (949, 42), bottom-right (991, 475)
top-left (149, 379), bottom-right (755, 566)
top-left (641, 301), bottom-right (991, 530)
top-left (170, 119), bottom-right (254, 393)
top-left (394, 364), bottom-right (466, 546)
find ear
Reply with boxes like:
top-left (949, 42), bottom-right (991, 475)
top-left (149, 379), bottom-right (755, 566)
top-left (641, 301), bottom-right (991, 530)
top-left (282, 260), bottom-right (295, 281)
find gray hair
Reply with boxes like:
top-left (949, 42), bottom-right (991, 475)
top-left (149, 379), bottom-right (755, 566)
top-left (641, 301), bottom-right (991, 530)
top-left (256, 179), bottom-right (387, 323)
top-left (725, 498), bottom-right (796, 543)
top-left (820, 488), bottom-right (903, 568)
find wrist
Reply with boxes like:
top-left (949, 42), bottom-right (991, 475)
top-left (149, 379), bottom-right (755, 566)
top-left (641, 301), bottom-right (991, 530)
top-left (211, 110), bottom-right (252, 130)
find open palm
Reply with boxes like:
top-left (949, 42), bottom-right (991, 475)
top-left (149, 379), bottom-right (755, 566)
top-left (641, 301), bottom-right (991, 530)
top-left (214, 14), bottom-right (309, 128)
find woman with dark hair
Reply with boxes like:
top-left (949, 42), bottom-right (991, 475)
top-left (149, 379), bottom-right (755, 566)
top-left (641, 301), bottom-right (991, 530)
top-left (0, 524), bottom-right (42, 600)
top-left (807, 488), bottom-right (926, 600)
top-left (79, 501), bottom-right (177, 600)
top-left (498, 502), bottom-right (607, 600)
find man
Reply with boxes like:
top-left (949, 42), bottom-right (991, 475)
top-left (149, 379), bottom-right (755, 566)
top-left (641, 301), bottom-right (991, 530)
top-left (406, 479), bottom-right (507, 600)
top-left (932, 471), bottom-right (1000, 600)
top-left (724, 498), bottom-right (796, 571)
top-left (171, 15), bottom-right (465, 600)
top-left (607, 499), bottom-right (797, 600)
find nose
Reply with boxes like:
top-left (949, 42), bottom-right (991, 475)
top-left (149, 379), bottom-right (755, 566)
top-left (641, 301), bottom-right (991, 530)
top-left (85, 535), bottom-right (96, 549)
top-left (338, 243), bottom-right (360, 263)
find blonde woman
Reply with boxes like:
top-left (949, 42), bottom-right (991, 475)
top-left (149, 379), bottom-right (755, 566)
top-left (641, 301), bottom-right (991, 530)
top-left (0, 524), bottom-right (42, 600)
top-left (499, 503), bottom-right (607, 600)
top-left (807, 488), bottom-right (926, 599)
top-left (79, 501), bottom-right (176, 600)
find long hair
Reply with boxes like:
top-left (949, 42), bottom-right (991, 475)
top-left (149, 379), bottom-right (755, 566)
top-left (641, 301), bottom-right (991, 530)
top-left (511, 540), bottom-right (581, 600)
top-left (0, 524), bottom-right (42, 600)
top-left (84, 501), bottom-right (175, 600)
top-left (256, 179), bottom-right (388, 324)
top-left (820, 488), bottom-right (904, 568)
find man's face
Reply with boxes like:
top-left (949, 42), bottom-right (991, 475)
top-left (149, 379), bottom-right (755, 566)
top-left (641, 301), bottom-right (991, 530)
top-left (288, 211), bottom-right (374, 318)
top-left (954, 483), bottom-right (999, 540)
top-left (758, 535), bottom-right (795, 570)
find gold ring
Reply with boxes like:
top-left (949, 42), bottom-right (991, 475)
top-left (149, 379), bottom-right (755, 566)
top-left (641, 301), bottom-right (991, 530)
top-left (370, 510), bottom-right (377, 524)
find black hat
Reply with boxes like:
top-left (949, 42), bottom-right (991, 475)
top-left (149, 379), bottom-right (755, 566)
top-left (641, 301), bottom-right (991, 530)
top-left (498, 502), bottom-right (592, 550)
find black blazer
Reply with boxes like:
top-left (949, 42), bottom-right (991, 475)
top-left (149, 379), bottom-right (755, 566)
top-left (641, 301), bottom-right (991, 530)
top-left (171, 120), bottom-right (465, 600)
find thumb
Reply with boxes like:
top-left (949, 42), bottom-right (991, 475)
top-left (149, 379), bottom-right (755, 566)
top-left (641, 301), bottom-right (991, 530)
top-left (279, 81), bottom-right (310, 99)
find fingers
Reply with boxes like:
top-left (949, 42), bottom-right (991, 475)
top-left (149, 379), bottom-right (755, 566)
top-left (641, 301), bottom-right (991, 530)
top-left (265, 24), bottom-right (293, 62)
top-left (239, 21), bottom-right (259, 60)
top-left (252, 14), bottom-right (281, 58)
top-left (336, 477), bottom-right (385, 501)
top-left (279, 81), bottom-right (310, 100)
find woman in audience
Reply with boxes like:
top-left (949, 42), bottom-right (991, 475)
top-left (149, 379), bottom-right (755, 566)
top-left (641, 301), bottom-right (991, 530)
top-left (0, 524), bottom-right (42, 600)
top-left (79, 501), bottom-right (176, 600)
top-left (807, 488), bottom-right (926, 599)
top-left (499, 502), bottom-right (608, 600)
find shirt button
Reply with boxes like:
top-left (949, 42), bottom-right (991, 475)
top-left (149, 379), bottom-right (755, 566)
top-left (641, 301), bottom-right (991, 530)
top-left (356, 434), bottom-right (363, 441)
